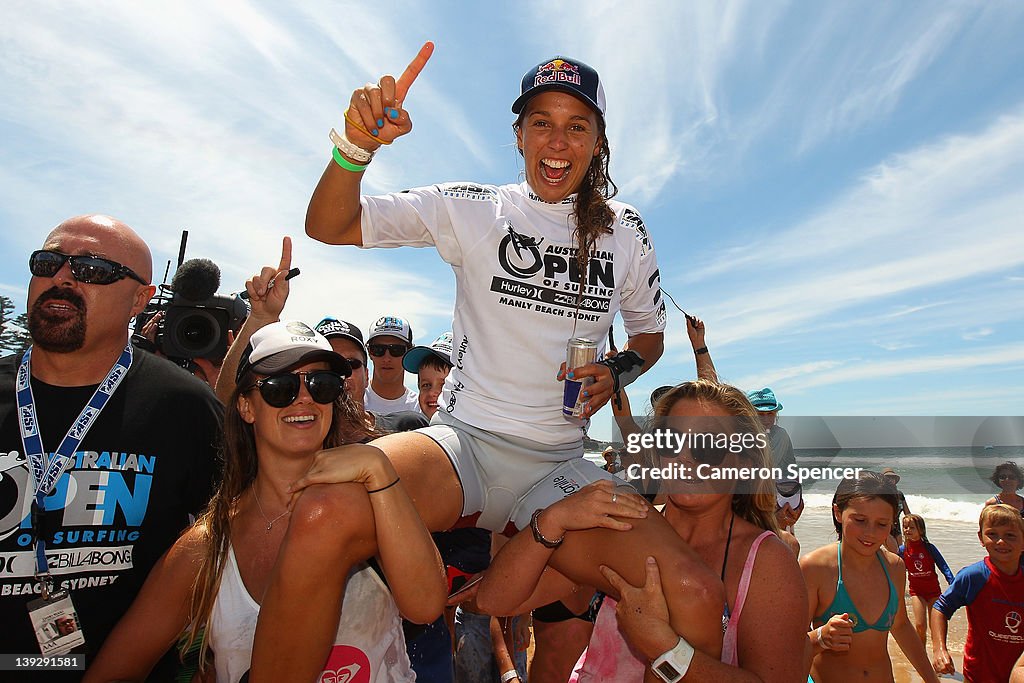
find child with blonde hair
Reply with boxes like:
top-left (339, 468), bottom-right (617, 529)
top-left (931, 504), bottom-right (1024, 681)
top-left (898, 514), bottom-right (954, 645)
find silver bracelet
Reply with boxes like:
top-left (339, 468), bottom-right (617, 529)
top-left (499, 670), bottom-right (519, 683)
top-left (330, 127), bottom-right (374, 163)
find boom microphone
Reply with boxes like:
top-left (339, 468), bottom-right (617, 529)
top-left (172, 258), bottom-right (221, 302)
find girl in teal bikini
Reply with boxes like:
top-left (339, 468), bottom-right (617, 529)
top-left (800, 471), bottom-right (939, 683)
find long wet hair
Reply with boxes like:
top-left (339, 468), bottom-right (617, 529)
top-left (179, 367), bottom-right (372, 668)
top-left (902, 513), bottom-right (928, 542)
top-left (513, 104), bottom-right (618, 284)
top-left (652, 379), bottom-right (779, 534)
top-left (831, 471), bottom-right (899, 539)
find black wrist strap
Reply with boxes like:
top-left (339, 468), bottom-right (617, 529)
top-left (596, 350), bottom-right (645, 393)
top-left (694, 346), bottom-right (708, 355)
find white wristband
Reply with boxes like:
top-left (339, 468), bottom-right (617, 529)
top-left (816, 625), bottom-right (830, 650)
top-left (330, 127), bottom-right (375, 163)
top-left (651, 637), bottom-right (694, 683)
top-left (499, 670), bottom-right (519, 683)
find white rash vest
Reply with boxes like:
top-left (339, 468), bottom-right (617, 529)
top-left (360, 181), bottom-right (666, 446)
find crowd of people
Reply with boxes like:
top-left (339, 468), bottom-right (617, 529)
top-left (2, 44), bottom-right (1023, 683)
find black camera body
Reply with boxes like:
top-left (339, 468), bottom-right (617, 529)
top-left (134, 257), bottom-right (248, 363)
top-left (160, 292), bottom-right (248, 360)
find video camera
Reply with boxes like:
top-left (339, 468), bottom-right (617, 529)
top-left (133, 231), bottom-right (249, 364)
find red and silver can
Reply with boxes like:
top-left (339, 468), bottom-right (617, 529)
top-left (562, 337), bottom-right (598, 420)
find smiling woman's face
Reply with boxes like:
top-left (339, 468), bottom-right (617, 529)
top-left (516, 90), bottom-right (602, 203)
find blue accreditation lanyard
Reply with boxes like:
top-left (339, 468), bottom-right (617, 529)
top-left (16, 344), bottom-right (134, 588)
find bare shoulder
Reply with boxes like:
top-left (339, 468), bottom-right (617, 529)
top-left (163, 522), bottom-right (210, 572)
top-left (883, 547), bottom-right (907, 577)
top-left (799, 542), bottom-right (838, 583)
top-left (752, 534), bottom-right (805, 587)
top-left (985, 497), bottom-right (998, 506)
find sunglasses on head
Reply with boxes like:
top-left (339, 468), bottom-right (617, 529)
top-left (30, 250), bottom-right (149, 286)
top-left (367, 343), bottom-right (408, 358)
top-left (246, 370), bottom-right (345, 408)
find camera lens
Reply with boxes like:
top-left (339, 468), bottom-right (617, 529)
top-left (164, 308), bottom-right (223, 358)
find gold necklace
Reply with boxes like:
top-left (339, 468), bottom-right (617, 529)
top-left (252, 485), bottom-right (290, 532)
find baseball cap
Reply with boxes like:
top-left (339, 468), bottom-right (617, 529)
top-left (403, 331), bottom-right (454, 373)
top-left (236, 320), bottom-right (351, 383)
top-left (315, 317), bottom-right (367, 357)
top-left (511, 56), bottom-right (606, 120)
top-left (747, 387), bottom-right (783, 412)
top-left (367, 315), bottom-right (413, 345)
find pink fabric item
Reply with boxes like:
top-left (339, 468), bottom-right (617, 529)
top-left (570, 530), bottom-right (775, 680)
top-left (721, 530), bottom-right (773, 666)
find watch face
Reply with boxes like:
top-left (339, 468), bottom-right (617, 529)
top-left (655, 660), bottom-right (681, 681)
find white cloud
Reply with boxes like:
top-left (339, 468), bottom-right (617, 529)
top-left (963, 327), bottom-right (994, 341)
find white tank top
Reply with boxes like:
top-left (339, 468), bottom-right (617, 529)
top-left (209, 546), bottom-right (414, 682)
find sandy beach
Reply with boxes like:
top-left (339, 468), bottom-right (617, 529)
top-left (796, 504), bottom-right (972, 682)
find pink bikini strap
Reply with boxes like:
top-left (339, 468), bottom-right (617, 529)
top-left (731, 530), bottom-right (774, 622)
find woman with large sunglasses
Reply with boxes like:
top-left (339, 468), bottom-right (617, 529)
top-left (84, 321), bottom-right (446, 682)
top-left (479, 380), bottom-right (810, 681)
top-left (985, 461), bottom-right (1024, 515)
top-left (253, 44), bottom-right (725, 681)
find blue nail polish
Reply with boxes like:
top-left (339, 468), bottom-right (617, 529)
top-left (582, 391), bottom-right (589, 397)
top-left (377, 118), bottom-right (384, 128)
top-left (388, 108), bottom-right (399, 119)
top-left (567, 371), bottom-right (574, 379)
top-left (372, 128), bottom-right (379, 136)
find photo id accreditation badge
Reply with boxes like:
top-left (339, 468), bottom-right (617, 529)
top-left (27, 591), bottom-right (86, 656)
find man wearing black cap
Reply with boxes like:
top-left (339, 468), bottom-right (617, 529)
top-left (0, 216), bottom-right (220, 679)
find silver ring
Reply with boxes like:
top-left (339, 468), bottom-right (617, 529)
top-left (611, 493), bottom-right (618, 503)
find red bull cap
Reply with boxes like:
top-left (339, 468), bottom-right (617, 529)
top-left (512, 55), bottom-right (606, 120)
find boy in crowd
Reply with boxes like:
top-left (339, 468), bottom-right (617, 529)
top-left (404, 331), bottom-right (454, 419)
top-left (931, 503), bottom-right (1024, 681)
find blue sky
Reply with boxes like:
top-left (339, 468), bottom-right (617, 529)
top-left (2, 2), bottom-right (1023, 440)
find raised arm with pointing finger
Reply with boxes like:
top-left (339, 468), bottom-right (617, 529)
top-left (249, 46), bottom-right (730, 682)
top-left (306, 42), bottom-right (434, 246)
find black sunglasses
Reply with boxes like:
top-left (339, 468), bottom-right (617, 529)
top-left (246, 370), bottom-right (345, 408)
top-left (30, 250), bottom-right (149, 286)
top-left (342, 357), bottom-right (364, 370)
top-left (367, 343), bottom-right (408, 358)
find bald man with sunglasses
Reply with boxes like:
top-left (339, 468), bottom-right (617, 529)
top-left (0, 215), bottom-right (221, 680)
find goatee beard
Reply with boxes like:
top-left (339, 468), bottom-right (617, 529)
top-left (29, 287), bottom-right (87, 353)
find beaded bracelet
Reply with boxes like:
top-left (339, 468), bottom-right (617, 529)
top-left (330, 127), bottom-right (374, 163)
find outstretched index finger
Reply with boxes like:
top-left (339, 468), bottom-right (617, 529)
top-left (277, 235), bottom-right (292, 273)
top-left (396, 41), bottom-right (434, 102)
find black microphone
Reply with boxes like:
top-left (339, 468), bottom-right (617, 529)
top-left (172, 258), bottom-right (221, 302)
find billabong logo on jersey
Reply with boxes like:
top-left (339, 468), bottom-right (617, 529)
top-left (19, 406), bottom-right (36, 438)
top-left (620, 208), bottom-right (651, 258)
top-left (99, 364), bottom-right (127, 394)
top-left (1007, 611), bottom-right (1022, 634)
top-left (914, 559), bottom-right (924, 572)
top-left (535, 59), bottom-right (581, 87)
